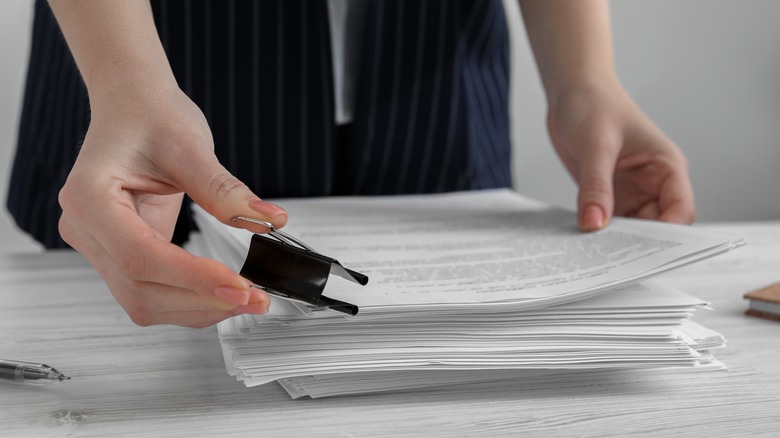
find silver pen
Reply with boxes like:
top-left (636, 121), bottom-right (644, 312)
top-left (0, 358), bottom-right (71, 385)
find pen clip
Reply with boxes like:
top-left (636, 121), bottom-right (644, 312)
top-left (232, 217), bottom-right (368, 316)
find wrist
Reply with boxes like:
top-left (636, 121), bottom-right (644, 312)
top-left (544, 72), bottom-right (622, 110)
top-left (87, 66), bottom-right (180, 119)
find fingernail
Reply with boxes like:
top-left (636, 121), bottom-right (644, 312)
top-left (581, 204), bottom-right (605, 232)
top-left (232, 303), bottom-right (269, 315)
top-left (248, 198), bottom-right (287, 218)
top-left (248, 288), bottom-right (268, 305)
top-left (213, 286), bottom-right (250, 306)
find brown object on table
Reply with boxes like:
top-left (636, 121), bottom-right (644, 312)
top-left (744, 282), bottom-right (780, 322)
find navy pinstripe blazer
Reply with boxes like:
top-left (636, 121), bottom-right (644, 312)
top-left (8, 0), bottom-right (512, 248)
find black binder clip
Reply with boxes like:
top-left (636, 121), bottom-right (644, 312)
top-left (232, 217), bottom-right (368, 316)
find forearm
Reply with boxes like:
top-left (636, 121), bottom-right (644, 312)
top-left (518, 0), bottom-right (618, 104)
top-left (47, 0), bottom-right (177, 110)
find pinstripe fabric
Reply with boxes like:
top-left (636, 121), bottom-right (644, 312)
top-left (8, 0), bottom-right (512, 248)
top-left (350, 0), bottom-right (512, 194)
top-left (7, 0), bottom-right (90, 248)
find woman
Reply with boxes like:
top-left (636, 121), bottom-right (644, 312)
top-left (8, 0), bottom-right (694, 327)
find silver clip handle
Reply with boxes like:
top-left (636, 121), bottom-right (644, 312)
top-left (232, 216), bottom-right (317, 253)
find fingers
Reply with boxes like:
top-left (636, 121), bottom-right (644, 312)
top-left (59, 185), bottom-right (270, 327)
top-left (80, 197), bottom-right (248, 291)
top-left (629, 201), bottom-right (661, 220)
top-left (571, 125), bottom-right (694, 229)
top-left (162, 147), bottom-right (288, 231)
top-left (658, 169), bottom-right (696, 224)
top-left (575, 142), bottom-right (619, 233)
top-left (658, 202), bottom-right (696, 224)
top-left (145, 310), bottom-right (241, 329)
top-left (613, 153), bottom-right (696, 225)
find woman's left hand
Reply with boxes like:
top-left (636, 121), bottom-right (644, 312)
top-left (547, 81), bottom-right (696, 231)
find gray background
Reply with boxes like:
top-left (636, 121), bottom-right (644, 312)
top-left (2, 0), bottom-right (779, 254)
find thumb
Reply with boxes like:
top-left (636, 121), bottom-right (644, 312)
top-left (576, 151), bottom-right (616, 232)
top-left (169, 152), bottom-right (288, 230)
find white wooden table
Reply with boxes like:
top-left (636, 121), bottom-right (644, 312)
top-left (1, 223), bottom-right (779, 437)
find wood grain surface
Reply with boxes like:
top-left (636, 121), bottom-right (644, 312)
top-left (1, 223), bottom-right (778, 437)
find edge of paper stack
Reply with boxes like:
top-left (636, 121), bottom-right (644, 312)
top-left (190, 189), bottom-right (744, 399)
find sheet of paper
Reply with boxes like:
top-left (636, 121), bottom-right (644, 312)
top-left (193, 189), bottom-right (742, 312)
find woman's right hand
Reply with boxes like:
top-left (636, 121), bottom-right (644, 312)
top-left (44, 0), bottom-right (284, 327)
top-left (58, 81), bottom-right (288, 328)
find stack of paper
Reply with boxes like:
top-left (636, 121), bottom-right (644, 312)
top-left (191, 190), bottom-right (742, 398)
